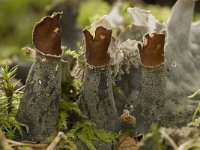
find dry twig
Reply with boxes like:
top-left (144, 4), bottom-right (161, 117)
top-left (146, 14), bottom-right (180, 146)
top-left (7, 139), bottom-right (48, 149)
top-left (46, 132), bottom-right (67, 150)
top-left (160, 129), bottom-right (178, 150)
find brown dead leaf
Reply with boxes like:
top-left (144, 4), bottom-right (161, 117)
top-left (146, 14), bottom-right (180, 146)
top-left (0, 129), bottom-right (13, 150)
top-left (116, 136), bottom-right (138, 150)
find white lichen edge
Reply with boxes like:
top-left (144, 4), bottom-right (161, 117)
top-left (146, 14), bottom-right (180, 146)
top-left (35, 49), bottom-right (63, 58)
top-left (119, 39), bottom-right (141, 70)
top-left (127, 7), bottom-right (158, 32)
top-left (109, 39), bottom-right (141, 78)
top-left (107, 2), bottom-right (124, 27)
top-left (91, 15), bottom-right (112, 30)
top-left (108, 37), bottom-right (124, 66)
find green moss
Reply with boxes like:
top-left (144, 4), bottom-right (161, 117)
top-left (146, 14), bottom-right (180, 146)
top-left (0, 65), bottom-right (23, 139)
top-left (57, 99), bottom-right (86, 130)
top-left (67, 121), bottom-right (118, 150)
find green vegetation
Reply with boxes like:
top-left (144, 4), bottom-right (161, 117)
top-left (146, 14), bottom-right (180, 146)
top-left (65, 121), bottom-right (118, 150)
top-left (77, 0), bottom-right (110, 28)
top-left (57, 99), bottom-right (86, 130)
top-left (193, 103), bottom-right (200, 122)
top-left (0, 65), bottom-right (22, 139)
top-left (0, 0), bottom-right (51, 59)
top-left (150, 124), bottom-right (165, 150)
top-left (187, 102), bottom-right (200, 127)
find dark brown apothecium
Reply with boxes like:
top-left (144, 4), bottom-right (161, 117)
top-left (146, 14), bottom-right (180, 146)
top-left (140, 33), bottom-right (165, 67)
top-left (83, 26), bottom-right (112, 67)
top-left (33, 12), bottom-right (62, 56)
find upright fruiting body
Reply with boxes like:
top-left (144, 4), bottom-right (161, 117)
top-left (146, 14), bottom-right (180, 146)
top-left (78, 20), bottom-right (119, 149)
top-left (77, 16), bottom-right (119, 149)
top-left (133, 33), bottom-right (166, 133)
top-left (78, 25), bottom-right (119, 131)
top-left (114, 7), bottom-right (166, 115)
top-left (16, 12), bottom-right (62, 141)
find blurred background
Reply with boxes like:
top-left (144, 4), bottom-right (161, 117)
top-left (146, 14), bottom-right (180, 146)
top-left (0, 0), bottom-right (200, 83)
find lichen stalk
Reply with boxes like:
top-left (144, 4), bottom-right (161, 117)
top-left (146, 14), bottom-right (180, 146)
top-left (133, 33), bottom-right (166, 133)
top-left (16, 51), bottom-right (61, 141)
top-left (79, 65), bottom-right (119, 131)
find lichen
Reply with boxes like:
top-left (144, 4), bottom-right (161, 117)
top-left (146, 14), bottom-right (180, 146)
top-left (127, 7), bottom-right (166, 33)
